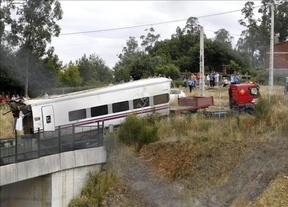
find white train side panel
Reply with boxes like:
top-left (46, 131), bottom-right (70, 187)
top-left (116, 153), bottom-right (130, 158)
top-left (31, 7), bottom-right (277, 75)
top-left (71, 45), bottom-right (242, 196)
top-left (21, 77), bottom-right (171, 133)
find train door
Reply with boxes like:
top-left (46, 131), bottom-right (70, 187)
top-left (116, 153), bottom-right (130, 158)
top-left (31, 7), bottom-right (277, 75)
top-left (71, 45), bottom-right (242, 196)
top-left (41, 105), bottom-right (55, 131)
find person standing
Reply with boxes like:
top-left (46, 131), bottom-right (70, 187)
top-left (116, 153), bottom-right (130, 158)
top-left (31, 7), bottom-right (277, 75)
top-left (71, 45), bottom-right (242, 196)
top-left (222, 77), bottom-right (228, 87)
top-left (215, 72), bottom-right (219, 87)
top-left (183, 77), bottom-right (188, 89)
top-left (230, 71), bottom-right (237, 84)
top-left (206, 74), bottom-right (210, 87)
top-left (11, 95), bottom-right (16, 101)
top-left (235, 72), bottom-right (241, 84)
top-left (188, 79), bottom-right (194, 93)
top-left (209, 72), bottom-right (214, 88)
top-left (5, 95), bottom-right (10, 105)
top-left (196, 73), bottom-right (200, 86)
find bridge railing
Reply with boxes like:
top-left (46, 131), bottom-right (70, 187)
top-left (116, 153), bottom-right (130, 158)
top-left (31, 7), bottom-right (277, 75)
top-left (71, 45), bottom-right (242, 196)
top-left (0, 121), bottom-right (104, 166)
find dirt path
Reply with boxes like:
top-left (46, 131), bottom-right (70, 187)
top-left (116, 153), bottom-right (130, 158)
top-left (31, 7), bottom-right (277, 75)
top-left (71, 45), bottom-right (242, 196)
top-left (102, 143), bottom-right (192, 207)
top-left (122, 158), bottom-right (188, 207)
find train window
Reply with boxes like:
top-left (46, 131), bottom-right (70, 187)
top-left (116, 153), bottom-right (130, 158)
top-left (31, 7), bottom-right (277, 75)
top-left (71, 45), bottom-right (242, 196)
top-left (91, 105), bottom-right (108, 117)
top-left (133, 97), bottom-right (150, 109)
top-left (69, 109), bottom-right (86, 121)
top-left (153, 93), bottom-right (169, 105)
top-left (113, 101), bottom-right (129, 113)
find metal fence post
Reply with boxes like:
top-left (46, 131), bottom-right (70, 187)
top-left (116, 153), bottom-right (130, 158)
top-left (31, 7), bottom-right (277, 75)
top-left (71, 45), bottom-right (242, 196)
top-left (100, 121), bottom-right (104, 146)
top-left (38, 128), bottom-right (40, 157)
top-left (58, 126), bottom-right (61, 153)
top-left (72, 124), bottom-right (75, 150)
top-left (15, 130), bottom-right (17, 162)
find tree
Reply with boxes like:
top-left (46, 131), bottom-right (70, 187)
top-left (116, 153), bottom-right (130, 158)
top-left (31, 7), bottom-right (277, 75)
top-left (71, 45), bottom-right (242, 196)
top-left (42, 47), bottom-right (63, 80)
top-left (59, 62), bottom-right (82, 87)
top-left (0, 45), bottom-right (22, 94)
top-left (226, 60), bottom-right (242, 74)
top-left (77, 53), bottom-right (113, 85)
top-left (114, 36), bottom-right (142, 81)
top-left (237, 0), bottom-right (288, 68)
top-left (214, 28), bottom-right (234, 48)
top-left (6, 0), bottom-right (63, 97)
top-left (155, 64), bottom-right (180, 80)
top-left (273, 0), bottom-right (288, 42)
top-left (183, 17), bottom-right (202, 35)
top-left (0, 1), bottom-right (20, 94)
top-left (237, 1), bottom-right (262, 68)
top-left (0, 0), bottom-right (16, 42)
top-left (140, 27), bottom-right (160, 53)
top-left (129, 54), bottom-right (162, 79)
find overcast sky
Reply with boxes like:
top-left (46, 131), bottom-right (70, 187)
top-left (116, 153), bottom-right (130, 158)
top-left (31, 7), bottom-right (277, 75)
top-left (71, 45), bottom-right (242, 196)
top-left (50, 1), bottom-right (262, 68)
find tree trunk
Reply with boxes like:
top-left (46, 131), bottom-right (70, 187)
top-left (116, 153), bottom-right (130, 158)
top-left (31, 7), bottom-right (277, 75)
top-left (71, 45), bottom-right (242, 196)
top-left (25, 53), bottom-right (29, 98)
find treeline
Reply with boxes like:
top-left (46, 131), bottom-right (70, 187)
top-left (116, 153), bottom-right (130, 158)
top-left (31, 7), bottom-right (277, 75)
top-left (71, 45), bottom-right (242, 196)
top-left (0, 0), bottom-right (288, 98)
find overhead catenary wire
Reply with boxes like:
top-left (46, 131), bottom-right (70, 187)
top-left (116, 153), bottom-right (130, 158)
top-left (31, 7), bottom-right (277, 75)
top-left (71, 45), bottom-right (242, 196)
top-left (59, 6), bottom-right (261, 36)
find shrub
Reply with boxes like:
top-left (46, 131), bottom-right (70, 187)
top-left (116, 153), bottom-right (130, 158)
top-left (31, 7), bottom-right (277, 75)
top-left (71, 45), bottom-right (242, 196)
top-left (117, 114), bottom-right (142, 146)
top-left (254, 95), bottom-right (273, 122)
top-left (117, 113), bottom-right (159, 151)
top-left (138, 125), bottom-right (159, 149)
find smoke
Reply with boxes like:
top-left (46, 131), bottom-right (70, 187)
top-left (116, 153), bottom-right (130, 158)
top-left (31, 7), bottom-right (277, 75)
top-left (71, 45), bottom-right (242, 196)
top-left (0, 44), bottom-right (59, 98)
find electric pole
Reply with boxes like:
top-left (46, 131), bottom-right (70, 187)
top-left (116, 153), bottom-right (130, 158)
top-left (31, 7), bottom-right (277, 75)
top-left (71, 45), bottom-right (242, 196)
top-left (199, 26), bottom-right (205, 97)
top-left (268, 3), bottom-right (274, 101)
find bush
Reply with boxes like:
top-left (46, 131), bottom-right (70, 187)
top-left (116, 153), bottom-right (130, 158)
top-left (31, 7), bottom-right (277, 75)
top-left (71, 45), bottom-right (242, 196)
top-left (117, 114), bottom-right (159, 151)
top-left (254, 95), bottom-right (273, 122)
top-left (117, 114), bottom-right (142, 146)
top-left (138, 125), bottom-right (159, 149)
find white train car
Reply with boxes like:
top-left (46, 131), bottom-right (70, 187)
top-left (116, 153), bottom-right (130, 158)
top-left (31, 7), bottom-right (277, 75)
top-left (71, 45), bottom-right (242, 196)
top-left (16, 77), bottom-right (171, 134)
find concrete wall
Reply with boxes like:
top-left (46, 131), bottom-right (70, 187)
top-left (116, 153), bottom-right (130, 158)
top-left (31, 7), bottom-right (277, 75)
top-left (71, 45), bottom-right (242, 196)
top-left (51, 165), bottom-right (101, 207)
top-left (0, 146), bottom-right (106, 207)
top-left (0, 176), bottom-right (52, 207)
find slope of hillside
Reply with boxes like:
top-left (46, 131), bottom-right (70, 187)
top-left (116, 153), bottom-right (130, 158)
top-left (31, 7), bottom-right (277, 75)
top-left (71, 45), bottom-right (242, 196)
top-left (101, 137), bottom-right (288, 207)
top-left (100, 85), bottom-right (288, 207)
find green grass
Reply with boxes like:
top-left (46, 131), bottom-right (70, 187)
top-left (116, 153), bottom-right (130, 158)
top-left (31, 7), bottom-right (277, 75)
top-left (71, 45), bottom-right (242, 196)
top-left (68, 170), bottom-right (117, 207)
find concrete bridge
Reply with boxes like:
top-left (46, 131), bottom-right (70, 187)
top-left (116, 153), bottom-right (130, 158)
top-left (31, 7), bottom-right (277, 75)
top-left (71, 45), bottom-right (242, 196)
top-left (0, 146), bottom-right (106, 207)
top-left (0, 123), bottom-right (107, 207)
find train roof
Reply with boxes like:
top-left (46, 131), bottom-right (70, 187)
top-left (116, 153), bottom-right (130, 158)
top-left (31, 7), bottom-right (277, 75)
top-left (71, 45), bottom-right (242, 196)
top-left (23, 77), bottom-right (171, 106)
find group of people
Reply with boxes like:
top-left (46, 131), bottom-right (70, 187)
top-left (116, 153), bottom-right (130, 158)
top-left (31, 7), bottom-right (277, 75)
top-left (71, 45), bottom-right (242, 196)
top-left (0, 94), bottom-right (21, 105)
top-left (206, 71), bottom-right (220, 88)
top-left (230, 71), bottom-right (241, 85)
top-left (183, 71), bottom-right (242, 90)
top-left (0, 95), bottom-right (10, 105)
top-left (183, 73), bottom-right (200, 93)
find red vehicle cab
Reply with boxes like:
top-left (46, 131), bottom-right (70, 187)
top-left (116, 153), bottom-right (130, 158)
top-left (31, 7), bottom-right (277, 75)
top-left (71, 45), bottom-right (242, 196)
top-left (228, 83), bottom-right (260, 114)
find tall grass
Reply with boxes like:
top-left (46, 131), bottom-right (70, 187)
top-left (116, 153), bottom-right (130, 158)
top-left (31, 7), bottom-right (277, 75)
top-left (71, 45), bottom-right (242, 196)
top-left (158, 89), bottom-right (287, 145)
top-left (117, 113), bottom-right (160, 151)
top-left (69, 170), bottom-right (117, 207)
top-left (0, 104), bottom-right (14, 138)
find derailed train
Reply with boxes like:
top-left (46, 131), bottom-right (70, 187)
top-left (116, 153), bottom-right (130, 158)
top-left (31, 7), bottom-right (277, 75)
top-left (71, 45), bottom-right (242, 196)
top-left (7, 77), bottom-right (172, 134)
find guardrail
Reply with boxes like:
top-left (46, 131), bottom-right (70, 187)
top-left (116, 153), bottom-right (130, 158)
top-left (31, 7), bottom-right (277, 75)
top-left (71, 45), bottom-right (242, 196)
top-left (0, 121), bottom-right (104, 166)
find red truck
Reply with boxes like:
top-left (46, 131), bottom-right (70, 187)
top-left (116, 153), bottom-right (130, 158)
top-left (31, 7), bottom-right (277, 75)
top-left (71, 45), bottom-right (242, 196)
top-left (228, 82), bottom-right (260, 114)
top-left (170, 82), bottom-right (260, 117)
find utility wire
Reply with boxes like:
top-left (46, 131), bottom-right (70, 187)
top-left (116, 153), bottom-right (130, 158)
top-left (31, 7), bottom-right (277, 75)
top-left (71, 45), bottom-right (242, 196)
top-left (60, 7), bottom-right (259, 36)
